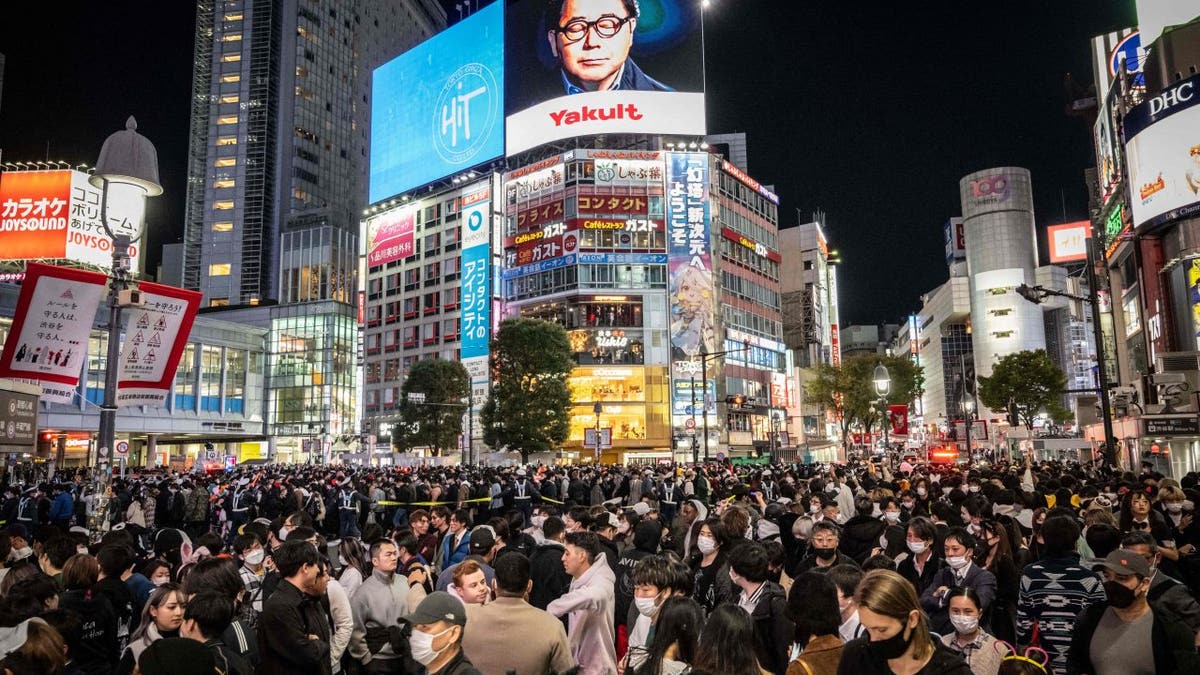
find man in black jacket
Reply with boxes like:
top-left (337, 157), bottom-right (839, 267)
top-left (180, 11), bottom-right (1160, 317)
top-left (528, 516), bottom-right (571, 615)
top-left (181, 591), bottom-right (253, 675)
top-left (728, 542), bottom-right (793, 675)
top-left (1067, 548), bottom-right (1200, 675)
top-left (256, 539), bottom-right (332, 675)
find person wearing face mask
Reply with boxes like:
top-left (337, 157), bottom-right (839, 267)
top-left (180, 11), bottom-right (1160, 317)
top-left (940, 588), bottom-right (1008, 675)
top-left (234, 533), bottom-right (266, 620)
top-left (256, 540), bottom-right (332, 675)
top-left (828, 564), bottom-right (866, 643)
top-left (1066, 548), bottom-right (1200, 675)
top-left (1156, 486), bottom-right (1199, 560)
top-left (623, 555), bottom-right (689, 672)
top-left (1119, 531), bottom-right (1200, 645)
top-left (728, 542), bottom-right (794, 675)
top-left (795, 522), bottom-right (857, 575)
top-left (506, 469), bottom-right (540, 528)
top-left (615, 519), bottom-right (663, 641)
top-left (920, 528), bottom-right (996, 635)
top-left (898, 517), bottom-right (943, 597)
top-left (405, 591), bottom-right (481, 675)
top-left (841, 497), bottom-right (887, 565)
top-left (690, 518), bottom-right (734, 615)
top-left (837, 569), bottom-right (970, 675)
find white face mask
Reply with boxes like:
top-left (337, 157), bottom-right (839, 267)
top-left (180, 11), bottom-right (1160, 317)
top-left (810, 504), bottom-right (821, 514)
top-left (884, 510), bottom-right (900, 522)
top-left (1166, 502), bottom-right (1184, 513)
top-left (916, 488), bottom-right (927, 497)
top-left (946, 555), bottom-right (969, 570)
top-left (950, 615), bottom-right (979, 634)
top-left (697, 535), bottom-right (717, 555)
top-left (531, 515), bottom-right (546, 528)
top-left (76, 546), bottom-right (90, 556)
top-left (244, 548), bottom-right (266, 566)
top-left (618, 521), bottom-right (630, 534)
top-left (152, 575), bottom-right (170, 587)
top-left (907, 540), bottom-right (927, 554)
top-left (969, 486), bottom-right (980, 493)
top-left (409, 626), bottom-right (454, 666)
top-left (634, 595), bottom-right (661, 617)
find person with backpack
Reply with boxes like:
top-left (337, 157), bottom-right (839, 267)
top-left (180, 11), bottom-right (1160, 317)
top-left (183, 481), bottom-right (210, 539)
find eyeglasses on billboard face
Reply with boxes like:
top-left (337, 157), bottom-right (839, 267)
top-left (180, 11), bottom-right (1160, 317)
top-left (556, 15), bottom-right (632, 43)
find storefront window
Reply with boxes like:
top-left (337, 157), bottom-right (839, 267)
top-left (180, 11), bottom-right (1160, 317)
top-left (567, 329), bottom-right (644, 365)
top-left (526, 299), bottom-right (643, 329)
top-left (174, 344), bottom-right (197, 411)
top-left (568, 367), bottom-right (646, 403)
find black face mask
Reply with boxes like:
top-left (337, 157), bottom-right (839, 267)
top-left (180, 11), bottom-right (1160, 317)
top-left (867, 623), bottom-right (913, 661)
top-left (814, 547), bottom-right (837, 561)
top-left (1103, 580), bottom-right (1140, 609)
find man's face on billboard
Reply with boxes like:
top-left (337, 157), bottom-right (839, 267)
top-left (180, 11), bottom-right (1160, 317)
top-left (548, 0), bottom-right (637, 92)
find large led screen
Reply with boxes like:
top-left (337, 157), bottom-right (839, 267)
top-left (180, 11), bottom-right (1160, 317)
top-left (505, 0), bottom-right (705, 156)
top-left (1125, 74), bottom-right (1200, 230)
top-left (369, 2), bottom-right (504, 204)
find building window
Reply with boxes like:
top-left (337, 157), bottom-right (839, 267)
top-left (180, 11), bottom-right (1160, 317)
top-left (174, 344), bottom-right (197, 411)
top-left (219, 94), bottom-right (239, 104)
top-left (221, 53), bottom-right (241, 63)
top-left (224, 12), bottom-right (244, 21)
top-left (213, 179), bottom-right (235, 189)
top-left (221, 33), bottom-right (243, 42)
top-left (214, 157), bottom-right (236, 168)
top-left (220, 74), bottom-right (241, 84)
top-left (213, 200), bottom-right (235, 210)
top-left (216, 136), bottom-right (237, 146)
top-left (210, 298), bottom-right (230, 307)
top-left (212, 221), bottom-right (234, 232)
top-left (209, 263), bottom-right (232, 276)
top-left (217, 115), bottom-right (239, 125)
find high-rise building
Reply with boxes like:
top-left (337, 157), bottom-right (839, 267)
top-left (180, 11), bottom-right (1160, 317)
top-left (180, 0), bottom-right (445, 461)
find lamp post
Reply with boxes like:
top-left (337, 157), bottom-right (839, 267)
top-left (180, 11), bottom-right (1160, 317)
top-left (698, 341), bottom-right (749, 461)
top-left (873, 363), bottom-right (890, 460)
top-left (593, 401), bottom-right (603, 464)
top-left (88, 117), bottom-right (160, 534)
top-left (962, 396), bottom-right (975, 462)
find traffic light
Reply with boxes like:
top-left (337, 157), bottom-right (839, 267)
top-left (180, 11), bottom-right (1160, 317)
top-left (726, 395), bottom-right (745, 408)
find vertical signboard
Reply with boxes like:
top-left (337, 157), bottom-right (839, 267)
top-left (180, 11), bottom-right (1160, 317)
top-left (667, 152), bottom-right (717, 437)
top-left (461, 181), bottom-right (493, 452)
top-left (0, 263), bottom-right (108, 403)
top-left (0, 387), bottom-right (39, 453)
top-left (115, 281), bottom-right (202, 407)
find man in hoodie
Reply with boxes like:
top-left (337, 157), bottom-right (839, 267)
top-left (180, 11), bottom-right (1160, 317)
top-left (728, 541), bottom-right (794, 675)
top-left (548, 531), bottom-right (616, 675)
top-left (348, 539), bottom-right (409, 674)
top-left (94, 545), bottom-right (137, 650)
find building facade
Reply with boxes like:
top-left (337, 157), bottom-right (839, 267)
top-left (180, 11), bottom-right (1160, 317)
top-left (180, 0), bottom-right (445, 457)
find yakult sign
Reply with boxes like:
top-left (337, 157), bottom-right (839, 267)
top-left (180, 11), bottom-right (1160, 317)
top-left (0, 170), bottom-right (141, 271)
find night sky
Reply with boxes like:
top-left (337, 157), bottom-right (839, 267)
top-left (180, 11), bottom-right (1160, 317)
top-left (0, 0), bottom-right (1136, 324)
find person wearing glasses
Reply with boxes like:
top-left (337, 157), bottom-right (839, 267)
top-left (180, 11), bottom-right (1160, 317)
top-left (544, 0), bottom-right (674, 95)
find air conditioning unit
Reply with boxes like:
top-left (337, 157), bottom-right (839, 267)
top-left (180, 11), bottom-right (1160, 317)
top-left (1152, 352), bottom-right (1200, 412)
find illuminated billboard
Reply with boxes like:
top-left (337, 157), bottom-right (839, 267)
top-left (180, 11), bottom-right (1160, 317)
top-left (0, 170), bottom-right (142, 271)
top-left (364, 203), bottom-right (417, 267)
top-left (368, 1), bottom-right (504, 203)
top-left (505, 0), bottom-right (706, 156)
top-left (1124, 74), bottom-right (1200, 230)
top-left (1046, 221), bottom-right (1090, 264)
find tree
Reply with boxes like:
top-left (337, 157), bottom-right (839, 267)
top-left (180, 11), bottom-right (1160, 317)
top-left (977, 349), bottom-right (1070, 430)
top-left (481, 318), bottom-right (573, 463)
top-left (398, 359), bottom-right (470, 456)
top-left (806, 353), bottom-right (923, 446)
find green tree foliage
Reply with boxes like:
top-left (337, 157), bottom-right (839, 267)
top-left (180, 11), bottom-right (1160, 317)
top-left (481, 318), bottom-right (574, 462)
top-left (398, 359), bottom-right (470, 456)
top-left (977, 349), bottom-right (1070, 429)
top-left (806, 353), bottom-right (923, 441)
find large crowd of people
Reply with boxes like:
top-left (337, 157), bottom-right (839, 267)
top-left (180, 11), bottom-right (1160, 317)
top-left (0, 454), bottom-right (1197, 675)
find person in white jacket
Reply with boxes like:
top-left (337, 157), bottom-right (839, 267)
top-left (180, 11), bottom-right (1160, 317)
top-left (325, 574), bottom-right (354, 674)
top-left (548, 531), bottom-right (617, 675)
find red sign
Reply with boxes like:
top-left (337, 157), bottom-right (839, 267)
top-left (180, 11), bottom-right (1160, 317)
top-left (720, 227), bottom-right (782, 262)
top-left (1047, 221), bottom-right (1090, 264)
top-left (515, 235), bottom-right (564, 265)
top-left (889, 405), bottom-right (909, 435)
top-left (577, 194), bottom-right (648, 214)
top-left (515, 201), bottom-right (564, 231)
top-left (720, 160), bottom-right (779, 204)
top-left (0, 171), bottom-right (71, 260)
top-left (365, 205), bottom-right (416, 267)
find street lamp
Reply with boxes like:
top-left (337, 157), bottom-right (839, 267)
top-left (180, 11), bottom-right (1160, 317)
top-left (697, 341), bottom-right (750, 461)
top-left (88, 117), bottom-right (160, 532)
top-left (593, 401), bottom-right (603, 464)
top-left (962, 396), bottom-right (975, 462)
top-left (873, 364), bottom-right (890, 459)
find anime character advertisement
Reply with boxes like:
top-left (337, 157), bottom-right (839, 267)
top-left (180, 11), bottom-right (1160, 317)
top-left (667, 152), bottom-right (715, 360)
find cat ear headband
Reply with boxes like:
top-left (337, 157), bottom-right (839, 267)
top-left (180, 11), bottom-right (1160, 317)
top-left (996, 641), bottom-right (1049, 673)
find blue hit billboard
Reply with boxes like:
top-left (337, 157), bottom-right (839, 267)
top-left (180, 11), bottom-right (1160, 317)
top-left (368, 2), bottom-right (504, 204)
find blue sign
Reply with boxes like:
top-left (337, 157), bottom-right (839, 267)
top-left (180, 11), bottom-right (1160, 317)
top-left (577, 253), bottom-right (669, 265)
top-left (461, 245), bottom-right (490, 359)
top-left (369, 2), bottom-right (504, 203)
top-left (1109, 31), bottom-right (1144, 89)
top-left (501, 254), bottom-right (576, 280)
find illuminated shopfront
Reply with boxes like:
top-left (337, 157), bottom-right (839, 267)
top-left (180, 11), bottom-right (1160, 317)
top-left (565, 365), bottom-right (670, 456)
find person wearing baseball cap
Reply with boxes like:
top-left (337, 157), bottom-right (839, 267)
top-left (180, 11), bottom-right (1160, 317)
top-left (406, 591), bottom-right (480, 675)
top-left (1065, 548), bottom-right (1200, 674)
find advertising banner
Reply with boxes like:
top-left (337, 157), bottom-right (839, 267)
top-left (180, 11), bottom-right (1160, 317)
top-left (667, 152), bottom-right (713, 359)
top-left (0, 170), bottom-right (142, 271)
top-left (592, 157), bottom-right (664, 186)
top-left (505, 0), bottom-right (705, 156)
top-left (578, 193), bottom-right (649, 214)
top-left (365, 204), bottom-right (417, 267)
top-left (369, 1), bottom-right (504, 203)
top-left (943, 218), bottom-right (965, 264)
top-left (1047, 221), bottom-right (1091, 263)
top-left (889, 405), bottom-right (909, 436)
top-left (1124, 74), bottom-right (1200, 230)
top-left (506, 155), bottom-right (565, 201)
top-left (460, 185), bottom-right (492, 361)
top-left (514, 201), bottom-right (565, 232)
top-left (0, 262), bottom-right (108, 403)
top-left (672, 377), bottom-right (715, 416)
top-left (0, 387), bottom-right (39, 453)
top-left (115, 281), bottom-right (202, 407)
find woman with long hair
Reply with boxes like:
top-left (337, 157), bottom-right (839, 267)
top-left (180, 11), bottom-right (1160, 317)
top-left (785, 572), bottom-right (843, 675)
top-left (690, 518), bottom-right (733, 614)
top-left (836, 569), bottom-right (970, 675)
top-left (691, 604), bottom-right (768, 675)
top-left (978, 520), bottom-right (1018, 644)
top-left (115, 583), bottom-right (185, 675)
top-left (939, 588), bottom-right (1009, 675)
top-left (336, 537), bottom-right (370, 599)
top-left (0, 618), bottom-right (67, 675)
top-left (631, 596), bottom-right (704, 675)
